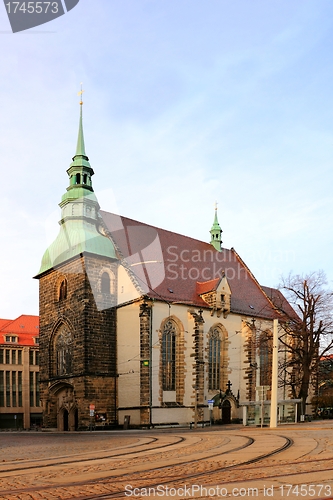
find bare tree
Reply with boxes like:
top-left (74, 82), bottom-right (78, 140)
top-left (276, 271), bottom-right (333, 414)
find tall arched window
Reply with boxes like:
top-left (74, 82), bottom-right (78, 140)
top-left (208, 328), bottom-right (221, 390)
top-left (259, 331), bottom-right (273, 387)
top-left (101, 272), bottom-right (110, 294)
top-left (55, 326), bottom-right (73, 376)
top-left (162, 320), bottom-right (177, 391)
top-left (59, 279), bottom-right (67, 301)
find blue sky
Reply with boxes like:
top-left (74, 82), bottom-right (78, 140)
top-left (1, 0), bottom-right (333, 318)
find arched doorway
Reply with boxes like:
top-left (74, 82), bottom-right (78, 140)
top-left (63, 409), bottom-right (69, 431)
top-left (74, 408), bottom-right (79, 431)
top-left (49, 381), bottom-right (76, 431)
top-left (221, 400), bottom-right (231, 424)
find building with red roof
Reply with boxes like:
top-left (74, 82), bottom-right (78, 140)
top-left (0, 315), bottom-right (41, 429)
top-left (35, 104), bottom-right (296, 431)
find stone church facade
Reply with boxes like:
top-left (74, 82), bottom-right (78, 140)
top-left (35, 103), bottom-right (293, 430)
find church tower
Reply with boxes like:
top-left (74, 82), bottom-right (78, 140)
top-left (210, 205), bottom-right (223, 251)
top-left (34, 97), bottom-right (118, 431)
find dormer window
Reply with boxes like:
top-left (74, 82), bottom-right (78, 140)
top-left (34, 337), bottom-right (40, 345)
top-left (4, 336), bottom-right (17, 343)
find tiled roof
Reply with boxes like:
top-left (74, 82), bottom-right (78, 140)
top-left (196, 278), bottom-right (220, 296)
top-left (101, 211), bottom-right (285, 320)
top-left (0, 315), bottom-right (39, 346)
top-left (261, 286), bottom-right (298, 320)
top-left (0, 319), bottom-right (11, 330)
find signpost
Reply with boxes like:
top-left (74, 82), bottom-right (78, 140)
top-left (208, 399), bottom-right (214, 425)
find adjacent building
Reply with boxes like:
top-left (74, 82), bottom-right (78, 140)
top-left (0, 315), bottom-right (41, 429)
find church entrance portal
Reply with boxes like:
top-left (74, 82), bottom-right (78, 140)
top-left (62, 408), bottom-right (69, 431)
top-left (74, 408), bottom-right (78, 431)
top-left (221, 400), bottom-right (231, 424)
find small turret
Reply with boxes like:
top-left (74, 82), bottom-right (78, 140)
top-left (210, 204), bottom-right (222, 251)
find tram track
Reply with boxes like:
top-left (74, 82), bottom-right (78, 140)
top-left (0, 434), bottom-right (250, 497)
top-left (0, 435), bottom-right (185, 475)
top-left (76, 435), bottom-right (294, 500)
top-left (0, 434), bottom-right (295, 499)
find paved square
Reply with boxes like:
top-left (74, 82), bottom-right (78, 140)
top-left (0, 421), bottom-right (333, 499)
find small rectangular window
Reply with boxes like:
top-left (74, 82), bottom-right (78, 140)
top-left (18, 350), bottom-right (22, 365)
top-left (29, 351), bottom-right (34, 365)
top-left (12, 350), bottom-right (16, 365)
top-left (0, 349), bottom-right (3, 364)
top-left (5, 350), bottom-right (10, 364)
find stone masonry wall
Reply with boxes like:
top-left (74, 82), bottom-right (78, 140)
top-left (38, 254), bottom-right (117, 429)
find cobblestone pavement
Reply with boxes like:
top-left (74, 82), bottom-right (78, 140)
top-left (0, 421), bottom-right (333, 500)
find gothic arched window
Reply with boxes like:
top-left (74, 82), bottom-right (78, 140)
top-left (100, 270), bottom-right (115, 295)
top-left (59, 279), bottom-right (67, 301)
top-left (55, 327), bottom-right (73, 376)
top-left (259, 331), bottom-right (273, 387)
top-left (208, 328), bottom-right (221, 390)
top-left (162, 320), bottom-right (177, 391)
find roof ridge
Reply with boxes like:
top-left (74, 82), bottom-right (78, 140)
top-left (100, 210), bottom-right (231, 250)
top-left (231, 247), bottom-right (281, 318)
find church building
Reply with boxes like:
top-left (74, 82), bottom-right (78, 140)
top-left (35, 101), bottom-right (293, 430)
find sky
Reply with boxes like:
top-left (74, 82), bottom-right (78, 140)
top-left (1, 0), bottom-right (333, 319)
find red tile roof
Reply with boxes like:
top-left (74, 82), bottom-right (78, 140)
top-left (0, 319), bottom-right (11, 330)
top-left (101, 211), bottom-right (285, 320)
top-left (196, 278), bottom-right (220, 295)
top-left (0, 315), bottom-right (39, 346)
top-left (261, 286), bottom-right (299, 321)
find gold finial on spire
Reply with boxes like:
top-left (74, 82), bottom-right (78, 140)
top-left (215, 201), bottom-right (218, 211)
top-left (78, 82), bottom-right (84, 105)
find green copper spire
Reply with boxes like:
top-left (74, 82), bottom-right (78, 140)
top-left (210, 203), bottom-right (223, 251)
top-left (75, 102), bottom-right (86, 157)
top-left (68, 96), bottom-right (92, 172)
top-left (36, 89), bottom-right (117, 276)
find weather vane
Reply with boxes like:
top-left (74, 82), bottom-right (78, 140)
top-left (78, 82), bottom-right (84, 105)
